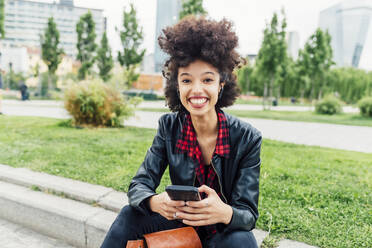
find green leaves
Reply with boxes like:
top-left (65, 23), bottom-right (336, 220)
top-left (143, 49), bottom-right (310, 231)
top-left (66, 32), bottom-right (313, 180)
top-left (97, 32), bottom-right (113, 82)
top-left (179, 0), bottom-right (207, 19)
top-left (117, 4), bottom-right (145, 88)
top-left (41, 17), bottom-right (64, 75)
top-left (297, 28), bottom-right (334, 101)
top-left (255, 11), bottom-right (288, 107)
top-left (0, 0), bottom-right (5, 38)
top-left (76, 11), bottom-right (97, 80)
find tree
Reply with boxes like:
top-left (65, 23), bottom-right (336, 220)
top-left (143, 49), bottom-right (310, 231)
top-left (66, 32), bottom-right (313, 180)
top-left (0, 0), bottom-right (5, 38)
top-left (41, 17), bottom-right (64, 93)
top-left (255, 11), bottom-right (288, 109)
top-left (179, 0), bottom-right (207, 19)
top-left (76, 11), bottom-right (97, 80)
top-left (237, 59), bottom-right (253, 95)
top-left (297, 28), bottom-right (333, 102)
top-left (97, 32), bottom-right (113, 82)
top-left (117, 4), bottom-right (145, 88)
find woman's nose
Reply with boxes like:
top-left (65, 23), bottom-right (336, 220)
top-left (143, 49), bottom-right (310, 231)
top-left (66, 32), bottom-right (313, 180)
top-left (191, 80), bottom-right (203, 92)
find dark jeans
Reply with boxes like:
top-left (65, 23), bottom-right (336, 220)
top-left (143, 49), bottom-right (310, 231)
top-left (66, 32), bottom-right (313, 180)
top-left (101, 205), bottom-right (258, 248)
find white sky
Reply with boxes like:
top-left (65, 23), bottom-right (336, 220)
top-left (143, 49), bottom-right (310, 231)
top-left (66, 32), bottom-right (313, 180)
top-left (44, 0), bottom-right (344, 55)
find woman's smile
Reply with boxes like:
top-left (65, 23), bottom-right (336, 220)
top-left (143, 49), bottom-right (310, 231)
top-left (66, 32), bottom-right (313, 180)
top-left (188, 96), bottom-right (209, 108)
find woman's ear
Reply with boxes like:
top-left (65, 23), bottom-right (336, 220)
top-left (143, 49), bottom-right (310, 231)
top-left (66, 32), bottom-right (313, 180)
top-left (220, 82), bottom-right (225, 91)
top-left (218, 83), bottom-right (225, 100)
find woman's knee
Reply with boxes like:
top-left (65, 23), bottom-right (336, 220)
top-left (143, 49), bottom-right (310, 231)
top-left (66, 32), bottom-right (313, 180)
top-left (115, 205), bottom-right (141, 226)
top-left (215, 230), bottom-right (257, 248)
top-left (101, 205), bottom-right (145, 248)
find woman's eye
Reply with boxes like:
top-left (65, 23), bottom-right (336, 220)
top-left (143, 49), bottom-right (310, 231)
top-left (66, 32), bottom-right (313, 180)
top-left (204, 78), bottom-right (213, 83)
top-left (182, 79), bottom-right (191, 83)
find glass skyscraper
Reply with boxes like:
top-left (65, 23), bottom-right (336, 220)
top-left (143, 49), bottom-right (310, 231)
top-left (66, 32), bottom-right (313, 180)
top-left (3, 0), bottom-right (105, 58)
top-left (319, 0), bottom-right (372, 70)
top-left (154, 0), bottom-right (182, 73)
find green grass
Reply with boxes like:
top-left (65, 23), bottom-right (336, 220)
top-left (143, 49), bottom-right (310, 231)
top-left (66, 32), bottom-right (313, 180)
top-left (139, 108), bottom-right (372, 127)
top-left (227, 110), bottom-right (372, 127)
top-left (0, 115), bottom-right (371, 248)
top-left (235, 98), bottom-right (312, 107)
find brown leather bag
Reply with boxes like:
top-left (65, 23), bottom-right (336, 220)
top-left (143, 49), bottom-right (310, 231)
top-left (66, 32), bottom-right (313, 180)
top-left (126, 227), bottom-right (202, 248)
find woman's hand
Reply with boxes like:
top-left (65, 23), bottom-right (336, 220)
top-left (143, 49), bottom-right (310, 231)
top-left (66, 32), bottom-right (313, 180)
top-left (175, 185), bottom-right (233, 226)
top-left (148, 192), bottom-right (186, 220)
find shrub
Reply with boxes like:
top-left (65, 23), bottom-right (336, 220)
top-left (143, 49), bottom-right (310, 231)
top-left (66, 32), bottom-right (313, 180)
top-left (64, 79), bottom-right (136, 127)
top-left (358, 97), bottom-right (372, 117)
top-left (315, 96), bottom-right (342, 115)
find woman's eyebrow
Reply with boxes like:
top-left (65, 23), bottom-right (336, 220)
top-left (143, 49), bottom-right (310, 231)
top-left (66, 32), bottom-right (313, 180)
top-left (179, 71), bottom-right (215, 77)
top-left (202, 72), bottom-right (215, 76)
top-left (180, 72), bottom-right (191, 76)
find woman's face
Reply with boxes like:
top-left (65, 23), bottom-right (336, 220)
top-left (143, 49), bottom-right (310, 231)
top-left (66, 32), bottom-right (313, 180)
top-left (177, 59), bottom-right (224, 118)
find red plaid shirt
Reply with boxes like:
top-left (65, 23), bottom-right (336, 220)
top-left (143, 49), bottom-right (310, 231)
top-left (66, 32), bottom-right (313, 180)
top-left (176, 111), bottom-right (230, 237)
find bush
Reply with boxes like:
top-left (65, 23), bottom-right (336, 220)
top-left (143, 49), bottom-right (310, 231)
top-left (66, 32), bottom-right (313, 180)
top-left (315, 96), bottom-right (342, 115)
top-left (64, 79), bottom-right (136, 127)
top-left (358, 97), bottom-right (372, 117)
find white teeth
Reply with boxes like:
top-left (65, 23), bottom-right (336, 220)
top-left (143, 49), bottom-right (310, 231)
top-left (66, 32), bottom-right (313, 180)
top-left (189, 98), bottom-right (207, 104)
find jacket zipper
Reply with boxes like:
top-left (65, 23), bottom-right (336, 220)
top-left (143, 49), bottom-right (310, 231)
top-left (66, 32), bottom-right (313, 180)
top-left (193, 170), bottom-right (197, 186)
top-left (211, 160), bottom-right (228, 203)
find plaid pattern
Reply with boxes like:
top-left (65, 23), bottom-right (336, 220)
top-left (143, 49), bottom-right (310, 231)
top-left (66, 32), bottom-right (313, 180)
top-left (176, 111), bottom-right (230, 237)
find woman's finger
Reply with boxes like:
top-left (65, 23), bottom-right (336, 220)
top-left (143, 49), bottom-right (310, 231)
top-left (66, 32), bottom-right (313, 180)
top-left (165, 199), bottom-right (186, 207)
top-left (198, 185), bottom-right (215, 195)
top-left (182, 219), bottom-right (210, 226)
top-left (176, 212), bottom-right (208, 221)
top-left (186, 198), bottom-right (211, 208)
top-left (177, 206), bottom-right (208, 214)
top-left (163, 205), bottom-right (180, 214)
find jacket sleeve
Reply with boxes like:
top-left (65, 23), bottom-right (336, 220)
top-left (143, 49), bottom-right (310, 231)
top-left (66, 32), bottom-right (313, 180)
top-left (127, 116), bottom-right (168, 215)
top-left (219, 131), bottom-right (262, 232)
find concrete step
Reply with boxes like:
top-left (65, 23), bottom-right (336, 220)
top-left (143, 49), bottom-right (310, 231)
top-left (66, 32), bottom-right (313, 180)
top-left (0, 180), bottom-right (117, 248)
top-left (0, 164), bottom-right (128, 213)
top-left (0, 218), bottom-right (76, 248)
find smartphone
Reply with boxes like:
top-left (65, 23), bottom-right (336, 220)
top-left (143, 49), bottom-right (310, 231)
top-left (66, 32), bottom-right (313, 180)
top-left (165, 185), bottom-right (201, 201)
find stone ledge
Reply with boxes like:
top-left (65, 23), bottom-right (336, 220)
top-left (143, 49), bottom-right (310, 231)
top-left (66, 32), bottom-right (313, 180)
top-left (0, 164), bottom-right (127, 211)
top-left (0, 181), bottom-right (116, 248)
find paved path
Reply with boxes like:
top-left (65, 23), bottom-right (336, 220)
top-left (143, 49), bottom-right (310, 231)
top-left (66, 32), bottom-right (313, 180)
top-left (2, 99), bottom-right (360, 113)
top-left (0, 218), bottom-right (75, 248)
top-left (2, 100), bottom-right (372, 153)
top-left (138, 100), bottom-right (359, 113)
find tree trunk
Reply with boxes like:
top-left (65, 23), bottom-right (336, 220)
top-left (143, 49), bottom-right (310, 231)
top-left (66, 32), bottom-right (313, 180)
top-left (246, 72), bottom-right (250, 96)
top-left (48, 72), bottom-right (52, 93)
top-left (263, 82), bottom-right (268, 110)
top-left (300, 89), bottom-right (304, 104)
top-left (318, 89), bottom-right (322, 100)
top-left (246, 79), bottom-right (250, 96)
top-left (268, 76), bottom-right (274, 110)
top-left (310, 81), bottom-right (315, 106)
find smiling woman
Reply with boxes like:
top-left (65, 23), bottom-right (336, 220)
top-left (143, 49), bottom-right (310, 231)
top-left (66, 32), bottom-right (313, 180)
top-left (101, 16), bottom-right (262, 248)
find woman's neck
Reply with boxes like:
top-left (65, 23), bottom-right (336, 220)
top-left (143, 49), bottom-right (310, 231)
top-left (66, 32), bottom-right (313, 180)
top-left (190, 110), bottom-right (218, 138)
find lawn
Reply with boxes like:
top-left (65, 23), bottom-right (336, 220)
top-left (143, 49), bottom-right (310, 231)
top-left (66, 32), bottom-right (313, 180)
top-left (0, 116), bottom-right (371, 248)
top-left (139, 108), bottom-right (372, 127)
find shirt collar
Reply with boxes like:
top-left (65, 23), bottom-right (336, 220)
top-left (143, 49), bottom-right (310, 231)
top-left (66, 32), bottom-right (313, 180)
top-left (176, 111), bottom-right (230, 159)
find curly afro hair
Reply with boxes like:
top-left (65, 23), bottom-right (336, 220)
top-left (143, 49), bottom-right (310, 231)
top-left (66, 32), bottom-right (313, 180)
top-left (158, 16), bottom-right (243, 112)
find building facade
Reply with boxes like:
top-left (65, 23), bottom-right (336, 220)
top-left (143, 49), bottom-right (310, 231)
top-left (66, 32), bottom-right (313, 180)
top-left (3, 0), bottom-right (105, 58)
top-left (319, 0), bottom-right (372, 70)
top-left (287, 31), bottom-right (300, 60)
top-left (154, 0), bottom-right (182, 73)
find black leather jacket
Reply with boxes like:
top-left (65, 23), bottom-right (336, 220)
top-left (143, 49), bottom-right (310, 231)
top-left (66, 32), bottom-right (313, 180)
top-left (128, 111), bottom-right (262, 233)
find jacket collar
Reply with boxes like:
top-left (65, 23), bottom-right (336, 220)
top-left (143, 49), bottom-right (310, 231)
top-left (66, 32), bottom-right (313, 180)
top-left (175, 110), bottom-right (230, 159)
